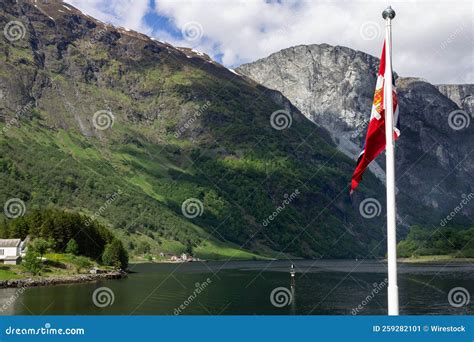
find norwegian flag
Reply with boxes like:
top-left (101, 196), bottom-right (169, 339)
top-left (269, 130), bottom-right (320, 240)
top-left (350, 41), bottom-right (399, 194)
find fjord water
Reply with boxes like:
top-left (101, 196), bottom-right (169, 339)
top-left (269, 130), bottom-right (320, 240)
top-left (1, 260), bottom-right (472, 315)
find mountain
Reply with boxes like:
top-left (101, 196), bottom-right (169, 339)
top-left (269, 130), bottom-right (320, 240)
top-left (0, 0), bottom-right (392, 259)
top-left (436, 84), bottom-right (474, 116)
top-left (237, 44), bottom-right (474, 225)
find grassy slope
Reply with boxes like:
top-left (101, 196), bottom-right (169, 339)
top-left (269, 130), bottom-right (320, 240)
top-left (0, 253), bottom-right (102, 280)
top-left (0, 266), bottom-right (21, 280)
top-left (1, 123), bottom-right (265, 259)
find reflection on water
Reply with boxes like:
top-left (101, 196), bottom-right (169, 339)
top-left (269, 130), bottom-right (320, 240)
top-left (0, 260), bottom-right (472, 315)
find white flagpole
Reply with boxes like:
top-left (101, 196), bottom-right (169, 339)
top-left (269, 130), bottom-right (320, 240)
top-left (382, 6), bottom-right (399, 316)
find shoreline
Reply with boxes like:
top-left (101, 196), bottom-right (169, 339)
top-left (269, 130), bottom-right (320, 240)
top-left (2, 256), bottom-right (471, 288)
top-left (0, 270), bottom-right (126, 289)
top-left (398, 256), bottom-right (474, 264)
top-left (130, 256), bottom-right (474, 264)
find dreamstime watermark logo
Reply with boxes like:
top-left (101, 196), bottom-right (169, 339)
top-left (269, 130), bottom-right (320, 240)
top-left (447, 109), bottom-right (471, 131)
top-left (352, 278), bottom-right (388, 315)
top-left (439, 23), bottom-right (467, 51)
top-left (181, 21), bottom-right (203, 42)
top-left (447, 287), bottom-right (470, 308)
top-left (4, 322), bottom-right (85, 336)
top-left (440, 192), bottom-right (473, 227)
top-left (85, 28), bottom-right (107, 49)
top-left (92, 287), bottom-right (115, 307)
top-left (270, 109), bottom-right (292, 130)
top-left (359, 198), bottom-right (381, 219)
top-left (262, 189), bottom-right (300, 227)
top-left (174, 278), bottom-right (212, 315)
top-left (84, 189), bottom-right (122, 226)
top-left (1, 102), bottom-right (34, 136)
top-left (174, 101), bottom-right (211, 138)
top-left (3, 198), bottom-right (26, 219)
top-left (3, 21), bottom-right (26, 42)
top-left (181, 198), bottom-right (204, 219)
top-left (92, 110), bottom-right (115, 130)
top-left (359, 21), bottom-right (381, 41)
top-left (270, 287), bottom-right (293, 308)
top-left (351, 121), bottom-right (368, 139)
top-left (0, 284), bottom-right (30, 313)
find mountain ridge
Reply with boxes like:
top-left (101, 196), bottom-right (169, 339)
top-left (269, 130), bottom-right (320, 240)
top-left (237, 43), bottom-right (474, 224)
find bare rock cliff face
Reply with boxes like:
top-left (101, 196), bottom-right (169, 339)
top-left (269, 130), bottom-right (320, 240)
top-left (436, 84), bottom-right (474, 116)
top-left (237, 45), bottom-right (474, 222)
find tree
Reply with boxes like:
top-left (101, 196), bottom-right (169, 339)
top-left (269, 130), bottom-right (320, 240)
top-left (102, 239), bottom-right (128, 270)
top-left (2, 209), bottom-right (129, 267)
top-left (185, 242), bottom-right (193, 256)
top-left (65, 238), bottom-right (79, 255)
top-left (72, 256), bottom-right (92, 273)
top-left (136, 241), bottom-right (151, 255)
top-left (22, 249), bottom-right (42, 275)
top-left (30, 238), bottom-right (53, 259)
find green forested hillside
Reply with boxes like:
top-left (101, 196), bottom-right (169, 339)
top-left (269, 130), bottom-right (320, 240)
top-left (397, 225), bottom-right (474, 258)
top-left (0, 0), bottom-right (391, 259)
top-left (0, 209), bottom-right (128, 269)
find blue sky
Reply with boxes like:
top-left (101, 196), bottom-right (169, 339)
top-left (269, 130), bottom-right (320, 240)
top-left (142, 1), bottom-right (181, 40)
top-left (66, 0), bottom-right (473, 84)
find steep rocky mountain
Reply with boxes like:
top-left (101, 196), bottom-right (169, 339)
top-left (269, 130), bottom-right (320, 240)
top-left (436, 84), bottom-right (474, 116)
top-left (0, 0), bottom-right (396, 259)
top-left (237, 44), bottom-right (474, 224)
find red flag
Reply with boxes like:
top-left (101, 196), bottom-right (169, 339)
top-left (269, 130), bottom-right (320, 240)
top-left (350, 41), bottom-right (399, 194)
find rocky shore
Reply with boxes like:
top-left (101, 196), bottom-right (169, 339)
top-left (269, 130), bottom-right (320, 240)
top-left (0, 271), bottom-right (126, 289)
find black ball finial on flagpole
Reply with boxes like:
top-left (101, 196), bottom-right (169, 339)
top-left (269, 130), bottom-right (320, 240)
top-left (382, 6), bottom-right (396, 20)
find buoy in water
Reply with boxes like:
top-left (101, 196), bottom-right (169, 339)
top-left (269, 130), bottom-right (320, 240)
top-left (290, 264), bottom-right (296, 288)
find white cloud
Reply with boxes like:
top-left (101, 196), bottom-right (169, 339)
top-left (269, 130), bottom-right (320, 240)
top-left (67, 0), bottom-right (473, 84)
top-left (67, 0), bottom-right (152, 34)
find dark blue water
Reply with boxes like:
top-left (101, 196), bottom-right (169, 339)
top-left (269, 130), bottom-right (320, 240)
top-left (1, 260), bottom-right (472, 315)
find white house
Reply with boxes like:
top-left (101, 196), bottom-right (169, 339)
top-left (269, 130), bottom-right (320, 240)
top-left (0, 239), bottom-right (23, 265)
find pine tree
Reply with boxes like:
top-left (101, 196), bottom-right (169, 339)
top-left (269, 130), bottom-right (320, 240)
top-left (102, 239), bottom-right (128, 269)
top-left (65, 238), bottom-right (79, 255)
